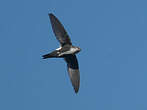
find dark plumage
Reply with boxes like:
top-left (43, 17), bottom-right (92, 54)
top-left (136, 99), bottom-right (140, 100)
top-left (42, 13), bottom-right (81, 93)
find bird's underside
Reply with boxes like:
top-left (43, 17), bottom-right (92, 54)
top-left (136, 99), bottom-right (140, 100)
top-left (42, 44), bottom-right (80, 58)
top-left (42, 13), bottom-right (81, 93)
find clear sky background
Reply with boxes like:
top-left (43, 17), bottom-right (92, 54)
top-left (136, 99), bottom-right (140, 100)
top-left (0, 0), bottom-right (147, 110)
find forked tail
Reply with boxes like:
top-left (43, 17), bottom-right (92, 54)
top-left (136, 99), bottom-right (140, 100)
top-left (42, 50), bottom-right (59, 59)
top-left (42, 54), bottom-right (53, 59)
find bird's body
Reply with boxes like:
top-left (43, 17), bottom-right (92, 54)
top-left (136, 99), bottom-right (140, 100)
top-left (43, 45), bottom-right (80, 58)
top-left (42, 13), bottom-right (81, 93)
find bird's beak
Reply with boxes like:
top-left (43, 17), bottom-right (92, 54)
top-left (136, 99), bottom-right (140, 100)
top-left (78, 47), bottom-right (81, 52)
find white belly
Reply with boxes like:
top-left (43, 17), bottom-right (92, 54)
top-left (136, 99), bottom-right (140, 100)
top-left (58, 48), bottom-right (77, 56)
top-left (56, 46), bottom-right (62, 50)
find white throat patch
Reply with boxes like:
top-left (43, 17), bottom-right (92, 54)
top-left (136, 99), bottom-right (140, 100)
top-left (56, 46), bottom-right (62, 50)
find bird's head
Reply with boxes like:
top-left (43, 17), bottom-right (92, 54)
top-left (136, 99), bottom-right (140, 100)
top-left (73, 46), bottom-right (81, 54)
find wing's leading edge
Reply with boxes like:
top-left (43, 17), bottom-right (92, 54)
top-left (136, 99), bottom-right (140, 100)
top-left (64, 55), bottom-right (80, 93)
top-left (49, 13), bottom-right (72, 46)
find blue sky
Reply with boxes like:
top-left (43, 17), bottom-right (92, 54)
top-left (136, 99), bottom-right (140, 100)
top-left (0, 0), bottom-right (147, 110)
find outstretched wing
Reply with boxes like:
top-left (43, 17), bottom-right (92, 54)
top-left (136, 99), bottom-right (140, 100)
top-left (64, 55), bottom-right (80, 93)
top-left (49, 13), bottom-right (72, 46)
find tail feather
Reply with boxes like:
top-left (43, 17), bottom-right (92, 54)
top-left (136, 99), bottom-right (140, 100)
top-left (42, 54), bottom-right (53, 59)
top-left (42, 50), bottom-right (59, 59)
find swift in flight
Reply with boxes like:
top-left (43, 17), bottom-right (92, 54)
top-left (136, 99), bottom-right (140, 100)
top-left (42, 13), bottom-right (81, 93)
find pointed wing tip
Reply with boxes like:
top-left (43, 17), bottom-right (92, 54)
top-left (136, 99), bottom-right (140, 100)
top-left (73, 83), bottom-right (80, 94)
top-left (48, 13), bottom-right (54, 17)
top-left (74, 88), bottom-right (79, 94)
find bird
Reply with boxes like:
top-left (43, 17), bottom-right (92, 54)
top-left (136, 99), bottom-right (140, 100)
top-left (42, 13), bottom-right (81, 93)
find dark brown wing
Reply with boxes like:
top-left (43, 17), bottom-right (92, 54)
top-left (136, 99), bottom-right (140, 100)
top-left (64, 55), bottom-right (80, 93)
top-left (49, 13), bottom-right (72, 46)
